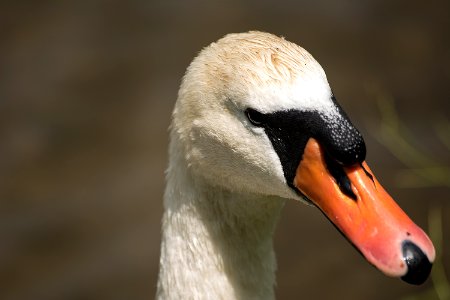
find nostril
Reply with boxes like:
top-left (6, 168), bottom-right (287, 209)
top-left (401, 240), bottom-right (433, 285)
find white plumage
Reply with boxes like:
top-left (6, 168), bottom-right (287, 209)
top-left (157, 31), bottom-right (334, 300)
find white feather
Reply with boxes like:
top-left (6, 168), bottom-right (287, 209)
top-left (157, 31), bottom-right (336, 300)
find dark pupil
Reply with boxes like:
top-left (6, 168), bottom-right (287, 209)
top-left (245, 108), bottom-right (265, 126)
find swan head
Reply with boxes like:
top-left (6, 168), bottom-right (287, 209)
top-left (171, 31), bottom-right (435, 284)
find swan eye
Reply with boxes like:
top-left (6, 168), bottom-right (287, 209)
top-left (245, 108), bottom-right (265, 126)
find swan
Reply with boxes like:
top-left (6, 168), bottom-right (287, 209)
top-left (156, 31), bottom-right (435, 299)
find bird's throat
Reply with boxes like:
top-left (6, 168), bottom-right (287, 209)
top-left (157, 158), bottom-right (284, 300)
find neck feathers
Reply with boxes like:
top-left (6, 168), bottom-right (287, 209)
top-left (157, 143), bottom-right (284, 299)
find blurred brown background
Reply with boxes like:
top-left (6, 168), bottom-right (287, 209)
top-left (1, 1), bottom-right (449, 300)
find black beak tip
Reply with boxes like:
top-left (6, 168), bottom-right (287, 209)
top-left (401, 240), bottom-right (433, 285)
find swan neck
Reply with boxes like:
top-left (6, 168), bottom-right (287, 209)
top-left (157, 149), bottom-right (284, 299)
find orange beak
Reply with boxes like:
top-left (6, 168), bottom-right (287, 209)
top-left (294, 138), bottom-right (435, 284)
